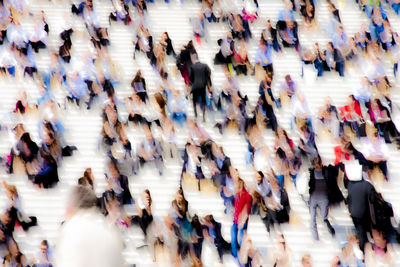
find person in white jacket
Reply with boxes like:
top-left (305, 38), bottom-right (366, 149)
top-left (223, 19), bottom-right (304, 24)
top-left (55, 185), bottom-right (124, 267)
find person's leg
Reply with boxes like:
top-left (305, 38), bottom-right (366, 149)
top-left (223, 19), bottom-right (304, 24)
top-left (310, 197), bottom-right (319, 240)
top-left (352, 216), bottom-right (368, 252)
top-left (277, 174), bottom-right (284, 188)
top-left (338, 62), bottom-right (344, 77)
top-left (192, 93), bottom-right (198, 118)
top-left (322, 197), bottom-right (335, 236)
top-left (238, 221), bottom-right (248, 247)
top-left (154, 156), bottom-right (163, 176)
top-left (230, 223), bottom-right (239, 258)
top-left (378, 161), bottom-right (388, 180)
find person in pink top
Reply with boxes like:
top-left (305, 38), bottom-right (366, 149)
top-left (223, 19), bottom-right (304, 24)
top-left (231, 178), bottom-right (252, 259)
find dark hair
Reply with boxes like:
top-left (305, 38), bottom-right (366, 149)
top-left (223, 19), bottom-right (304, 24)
top-left (41, 240), bottom-right (49, 247)
top-left (69, 185), bottom-right (98, 210)
top-left (257, 171), bottom-right (264, 178)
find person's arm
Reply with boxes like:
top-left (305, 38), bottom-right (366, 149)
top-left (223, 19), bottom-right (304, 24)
top-left (135, 199), bottom-right (143, 218)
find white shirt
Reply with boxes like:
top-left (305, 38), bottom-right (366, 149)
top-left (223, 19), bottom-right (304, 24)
top-left (55, 208), bottom-right (124, 267)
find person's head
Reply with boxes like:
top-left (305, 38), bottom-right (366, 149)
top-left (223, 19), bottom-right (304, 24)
top-left (259, 40), bottom-right (267, 51)
top-left (234, 178), bottom-right (245, 194)
top-left (105, 104), bottom-right (118, 125)
top-left (372, 228), bottom-right (387, 248)
top-left (142, 189), bottom-right (152, 207)
top-left (203, 214), bottom-right (214, 226)
top-left (20, 132), bottom-right (33, 145)
top-left (154, 93), bottom-right (166, 116)
top-left (229, 166), bottom-right (239, 181)
top-left (277, 234), bottom-right (286, 249)
top-left (4, 183), bottom-right (17, 200)
top-left (227, 31), bottom-right (233, 40)
top-left (8, 239), bottom-right (20, 258)
top-left (270, 177), bottom-right (280, 192)
top-left (84, 168), bottom-right (93, 180)
top-left (108, 162), bottom-right (120, 179)
top-left (40, 240), bottom-right (49, 254)
top-left (66, 185), bottom-right (98, 218)
top-left (285, 74), bottom-right (292, 84)
top-left (266, 19), bottom-right (272, 29)
top-left (301, 254), bottom-right (312, 267)
top-left (176, 188), bottom-right (185, 203)
top-left (191, 53), bottom-right (199, 64)
top-left (255, 171), bottom-right (264, 185)
top-left (312, 156), bottom-right (322, 169)
top-left (327, 42), bottom-right (334, 52)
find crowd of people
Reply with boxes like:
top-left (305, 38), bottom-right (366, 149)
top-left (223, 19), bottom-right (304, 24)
top-left (1, 0), bottom-right (400, 266)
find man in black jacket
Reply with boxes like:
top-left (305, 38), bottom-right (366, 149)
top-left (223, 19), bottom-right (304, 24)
top-left (345, 160), bottom-right (375, 252)
top-left (308, 156), bottom-right (335, 240)
top-left (189, 53), bottom-right (211, 121)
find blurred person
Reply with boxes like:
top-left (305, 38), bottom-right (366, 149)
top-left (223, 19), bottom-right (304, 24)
top-left (192, 12), bottom-right (205, 45)
top-left (137, 125), bottom-right (163, 176)
top-left (278, 18), bottom-right (299, 51)
top-left (263, 177), bottom-right (290, 232)
top-left (189, 53), bottom-right (211, 121)
top-left (165, 87), bottom-right (187, 128)
top-left (55, 185), bottom-right (124, 267)
top-left (78, 168), bottom-right (95, 190)
top-left (29, 15), bottom-right (48, 53)
top-left (367, 99), bottom-right (399, 144)
top-left (345, 160), bottom-right (375, 252)
top-left (270, 234), bottom-right (293, 267)
top-left (308, 156), bottom-right (336, 241)
top-left (333, 234), bottom-right (364, 266)
top-left (301, 254), bottom-right (312, 267)
top-left (159, 32), bottom-right (176, 58)
top-left (202, 214), bottom-right (231, 263)
top-left (131, 70), bottom-right (148, 103)
top-left (364, 130), bottom-right (389, 181)
top-left (2, 239), bottom-right (29, 267)
top-left (109, 0), bottom-right (131, 25)
top-left (176, 40), bottom-right (197, 85)
top-left (262, 19), bottom-right (280, 52)
top-left (231, 178), bottom-right (252, 259)
top-left (233, 40), bottom-right (252, 75)
top-left (238, 236), bottom-right (264, 266)
top-left (339, 95), bottom-right (364, 138)
top-left (181, 143), bottom-right (204, 190)
top-left (32, 150), bottom-right (59, 189)
top-left (130, 189), bottom-right (153, 236)
top-left (34, 240), bottom-right (53, 267)
top-left (2, 181), bottom-right (37, 232)
top-left (103, 161), bottom-right (133, 206)
top-left (325, 42), bottom-right (345, 77)
top-left (254, 40), bottom-right (273, 75)
top-left (364, 229), bottom-right (393, 266)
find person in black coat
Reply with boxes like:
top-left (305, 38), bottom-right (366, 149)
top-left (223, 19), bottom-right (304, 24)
top-left (345, 160), bottom-right (376, 252)
top-left (189, 54), bottom-right (211, 121)
top-left (308, 156), bottom-right (336, 240)
top-left (202, 215), bottom-right (231, 262)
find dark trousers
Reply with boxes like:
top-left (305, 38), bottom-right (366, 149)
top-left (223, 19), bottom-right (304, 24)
top-left (131, 210), bottom-right (153, 235)
top-left (192, 90), bottom-right (206, 119)
top-left (352, 215), bottom-right (371, 252)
